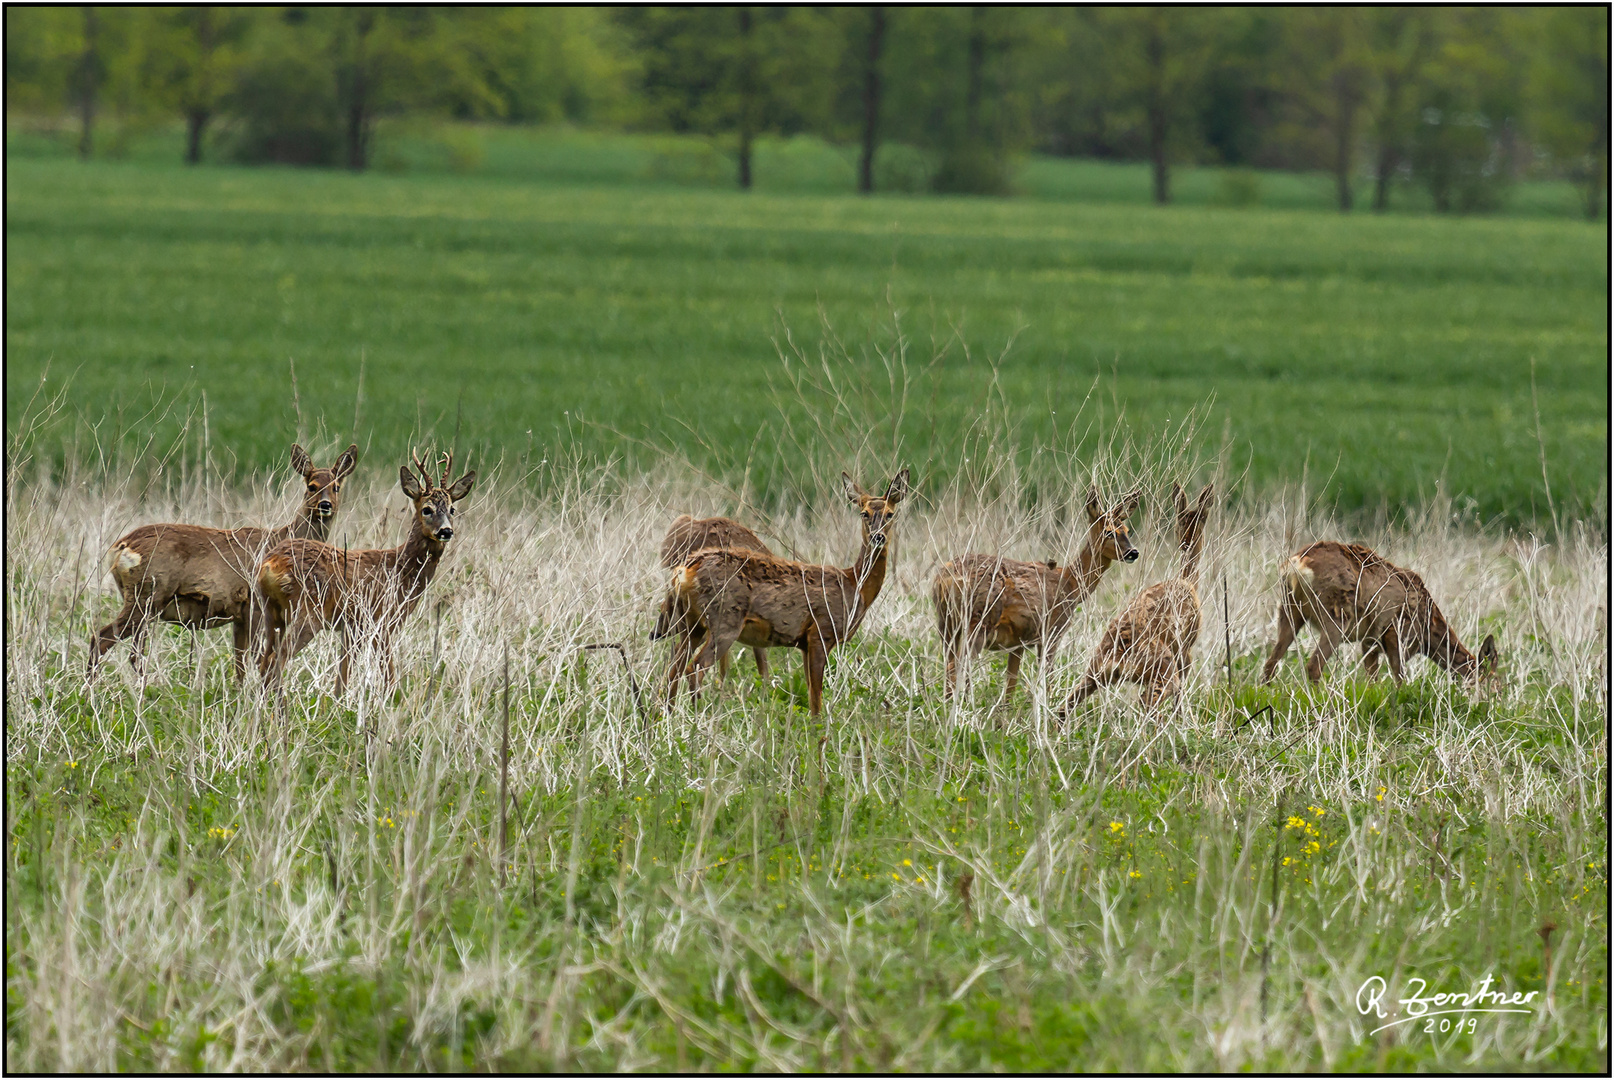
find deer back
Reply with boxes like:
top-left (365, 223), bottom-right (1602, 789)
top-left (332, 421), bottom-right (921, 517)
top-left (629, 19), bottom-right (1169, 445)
top-left (934, 555), bottom-right (1079, 649)
top-left (660, 515), bottom-right (771, 568)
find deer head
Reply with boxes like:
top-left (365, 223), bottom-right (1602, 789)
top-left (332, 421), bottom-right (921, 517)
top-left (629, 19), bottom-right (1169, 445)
top-left (399, 450), bottom-right (477, 544)
top-left (1084, 485), bottom-right (1142, 564)
top-left (292, 442), bottom-right (359, 523)
top-left (842, 468), bottom-right (910, 553)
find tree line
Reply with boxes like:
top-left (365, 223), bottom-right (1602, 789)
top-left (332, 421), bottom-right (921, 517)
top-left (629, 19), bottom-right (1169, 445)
top-left (6, 6), bottom-right (1607, 216)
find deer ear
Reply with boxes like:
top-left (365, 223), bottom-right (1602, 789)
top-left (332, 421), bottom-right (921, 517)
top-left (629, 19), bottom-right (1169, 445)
top-left (1172, 482), bottom-right (1188, 519)
top-left (884, 467), bottom-right (910, 504)
top-left (399, 464), bottom-right (425, 500)
top-left (1114, 486), bottom-right (1143, 520)
top-left (1479, 633), bottom-right (1499, 673)
top-left (1196, 483), bottom-right (1216, 515)
top-left (1085, 485), bottom-right (1103, 523)
top-left (447, 471), bottom-right (477, 502)
top-left (842, 472), bottom-right (864, 504)
top-left (290, 443), bottom-right (313, 477)
top-left (334, 444), bottom-right (359, 479)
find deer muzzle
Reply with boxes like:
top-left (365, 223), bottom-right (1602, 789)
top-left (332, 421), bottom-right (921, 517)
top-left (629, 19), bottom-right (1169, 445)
top-left (317, 500), bottom-right (334, 516)
top-left (1121, 548), bottom-right (1139, 563)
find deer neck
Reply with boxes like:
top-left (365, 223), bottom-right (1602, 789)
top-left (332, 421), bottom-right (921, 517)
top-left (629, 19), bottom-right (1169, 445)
top-left (850, 530), bottom-right (891, 613)
top-left (1179, 535), bottom-right (1206, 584)
top-left (1063, 533), bottom-right (1112, 601)
top-left (290, 507), bottom-right (331, 543)
top-left (383, 520), bottom-right (447, 600)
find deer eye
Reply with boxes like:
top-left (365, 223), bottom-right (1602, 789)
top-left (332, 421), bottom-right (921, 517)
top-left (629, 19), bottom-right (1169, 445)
top-left (332, 483), bottom-right (340, 493)
top-left (308, 483), bottom-right (317, 491)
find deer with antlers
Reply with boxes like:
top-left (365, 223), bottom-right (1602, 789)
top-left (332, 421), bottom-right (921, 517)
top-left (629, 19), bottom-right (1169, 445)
top-left (933, 486), bottom-right (1142, 704)
top-left (90, 443), bottom-right (359, 680)
top-left (1058, 483), bottom-right (1214, 718)
top-left (654, 514), bottom-right (776, 682)
top-left (257, 451), bottom-right (475, 694)
top-left (659, 469), bottom-right (909, 715)
top-left (1260, 541), bottom-right (1498, 686)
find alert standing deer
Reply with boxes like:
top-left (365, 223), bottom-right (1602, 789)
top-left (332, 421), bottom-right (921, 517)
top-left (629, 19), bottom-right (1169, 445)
top-left (1058, 483), bottom-right (1214, 719)
top-left (933, 486), bottom-right (1141, 704)
top-left (655, 514), bottom-right (776, 682)
top-left (1259, 541), bottom-right (1498, 685)
top-left (660, 469), bottom-right (909, 716)
top-left (257, 451), bottom-right (476, 695)
top-left (89, 443), bottom-right (358, 680)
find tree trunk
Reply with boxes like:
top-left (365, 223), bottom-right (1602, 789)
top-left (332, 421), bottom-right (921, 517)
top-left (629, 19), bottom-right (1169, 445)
top-left (1373, 143), bottom-right (1395, 213)
top-left (344, 11), bottom-right (374, 171)
top-left (737, 6), bottom-right (754, 190)
top-left (76, 6), bottom-right (99, 160)
top-left (858, 6), bottom-right (886, 195)
top-left (185, 110), bottom-right (209, 165)
top-left (1146, 21), bottom-right (1169, 205)
top-left (1371, 71), bottom-right (1402, 212)
top-left (1334, 77), bottom-right (1357, 212)
top-left (965, 7), bottom-right (985, 145)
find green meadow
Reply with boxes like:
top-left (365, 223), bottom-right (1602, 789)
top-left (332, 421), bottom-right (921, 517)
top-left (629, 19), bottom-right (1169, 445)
top-left (4, 132), bottom-right (1607, 524)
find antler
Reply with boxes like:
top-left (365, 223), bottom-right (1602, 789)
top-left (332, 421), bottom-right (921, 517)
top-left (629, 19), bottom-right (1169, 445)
top-left (411, 448), bottom-right (436, 491)
top-left (438, 450), bottom-right (454, 489)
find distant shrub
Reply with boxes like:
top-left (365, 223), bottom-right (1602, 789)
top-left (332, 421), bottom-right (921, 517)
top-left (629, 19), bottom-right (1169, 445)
top-left (1213, 168), bottom-right (1263, 208)
top-left (224, 41), bottom-right (342, 166)
top-left (932, 142), bottom-right (1009, 196)
top-left (874, 143), bottom-right (935, 194)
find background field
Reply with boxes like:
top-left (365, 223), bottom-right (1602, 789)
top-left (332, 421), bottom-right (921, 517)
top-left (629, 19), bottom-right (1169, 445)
top-left (5, 139), bottom-right (1607, 526)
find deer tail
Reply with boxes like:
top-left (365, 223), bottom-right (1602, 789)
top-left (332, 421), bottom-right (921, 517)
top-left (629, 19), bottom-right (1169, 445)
top-left (1279, 554), bottom-right (1313, 598)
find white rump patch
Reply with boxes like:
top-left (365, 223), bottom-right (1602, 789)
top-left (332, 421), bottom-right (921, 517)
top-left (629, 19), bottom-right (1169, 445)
top-left (110, 544), bottom-right (142, 575)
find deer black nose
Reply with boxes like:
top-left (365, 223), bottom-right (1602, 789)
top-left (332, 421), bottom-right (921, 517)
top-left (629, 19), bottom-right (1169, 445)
top-left (436, 527), bottom-right (453, 541)
top-left (1122, 550), bottom-right (1139, 563)
top-left (318, 500), bottom-right (333, 513)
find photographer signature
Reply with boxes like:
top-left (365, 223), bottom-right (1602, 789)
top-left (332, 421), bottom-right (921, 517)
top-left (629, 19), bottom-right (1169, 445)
top-left (1356, 975), bottom-right (1539, 1036)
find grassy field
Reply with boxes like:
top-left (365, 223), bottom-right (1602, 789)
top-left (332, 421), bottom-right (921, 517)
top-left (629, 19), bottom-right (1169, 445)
top-left (4, 140), bottom-right (1607, 525)
top-left (4, 447), bottom-right (1606, 1070)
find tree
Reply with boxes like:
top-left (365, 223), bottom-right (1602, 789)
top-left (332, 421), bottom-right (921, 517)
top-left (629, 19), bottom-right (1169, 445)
top-left (1279, 8), bottom-right (1370, 212)
top-left (857, 6), bottom-right (886, 194)
top-left (149, 6), bottom-right (252, 164)
top-left (1100, 7), bottom-right (1217, 204)
top-left (1363, 8), bottom-right (1436, 212)
top-left (1530, 6), bottom-right (1609, 219)
top-left (617, 6), bottom-right (838, 190)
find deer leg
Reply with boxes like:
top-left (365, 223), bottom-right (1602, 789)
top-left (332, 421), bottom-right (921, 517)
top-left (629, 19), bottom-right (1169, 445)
top-left (1304, 619), bottom-right (1344, 682)
top-left (664, 633), bottom-right (692, 705)
top-left (752, 647), bottom-right (770, 680)
top-left (89, 592), bottom-right (146, 674)
top-left (231, 618), bottom-right (251, 683)
top-left (1361, 641), bottom-right (1382, 680)
top-left (1380, 627), bottom-right (1405, 683)
top-left (804, 637), bottom-right (829, 717)
top-left (1056, 664), bottom-right (1109, 724)
top-left (689, 618), bottom-right (743, 703)
top-left (1004, 650), bottom-right (1023, 700)
top-left (1261, 602), bottom-right (1304, 684)
top-left (336, 627), bottom-right (351, 697)
top-left (717, 649), bottom-right (731, 684)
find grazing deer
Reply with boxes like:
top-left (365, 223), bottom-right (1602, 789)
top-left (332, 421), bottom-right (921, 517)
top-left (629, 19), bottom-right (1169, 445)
top-left (932, 486), bottom-right (1142, 704)
top-left (1260, 541), bottom-right (1498, 685)
top-left (90, 443), bottom-right (358, 680)
top-left (661, 469), bottom-right (909, 716)
top-left (1058, 483), bottom-right (1215, 718)
top-left (655, 514), bottom-right (775, 681)
top-left (257, 451), bottom-right (476, 695)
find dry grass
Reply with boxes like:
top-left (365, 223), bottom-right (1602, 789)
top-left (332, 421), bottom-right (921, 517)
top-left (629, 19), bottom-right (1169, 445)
top-left (4, 441), bottom-right (1607, 1070)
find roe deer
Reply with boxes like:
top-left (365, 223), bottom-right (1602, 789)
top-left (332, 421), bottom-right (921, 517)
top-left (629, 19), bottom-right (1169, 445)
top-left (932, 486), bottom-right (1141, 704)
top-left (1058, 483), bottom-right (1214, 718)
top-left (655, 514), bottom-right (775, 681)
top-left (661, 469), bottom-right (909, 716)
top-left (1259, 541), bottom-right (1498, 685)
top-left (257, 451), bottom-right (476, 695)
top-left (90, 443), bottom-right (358, 679)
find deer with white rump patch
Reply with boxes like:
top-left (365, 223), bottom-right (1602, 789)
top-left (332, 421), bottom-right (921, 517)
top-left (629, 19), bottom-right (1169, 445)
top-left (257, 451), bottom-right (475, 694)
top-left (1260, 541), bottom-right (1498, 685)
top-left (90, 443), bottom-right (358, 680)
top-left (1058, 483), bottom-right (1214, 718)
top-left (933, 485), bottom-right (1142, 703)
top-left (659, 469), bottom-right (909, 716)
